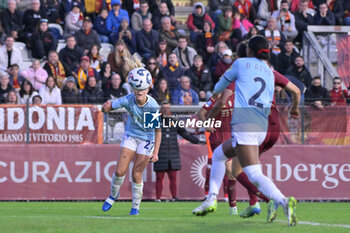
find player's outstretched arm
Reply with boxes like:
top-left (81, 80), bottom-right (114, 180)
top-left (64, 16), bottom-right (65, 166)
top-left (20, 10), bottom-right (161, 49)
top-left (206, 88), bottom-right (234, 120)
top-left (101, 100), bottom-right (112, 113)
top-left (150, 128), bottom-right (161, 163)
top-left (285, 81), bottom-right (301, 119)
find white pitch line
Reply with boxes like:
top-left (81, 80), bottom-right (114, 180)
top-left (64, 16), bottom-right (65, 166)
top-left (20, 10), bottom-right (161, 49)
top-left (273, 220), bottom-right (350, 229)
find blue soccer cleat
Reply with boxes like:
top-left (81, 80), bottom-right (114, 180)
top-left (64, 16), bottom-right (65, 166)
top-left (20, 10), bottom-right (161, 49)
top-left (129, 208), bottom-right (139, 215)
top-left (239, 202), bottom-right (261, 218)
top-left (102, 194), bottom-right (118, 212)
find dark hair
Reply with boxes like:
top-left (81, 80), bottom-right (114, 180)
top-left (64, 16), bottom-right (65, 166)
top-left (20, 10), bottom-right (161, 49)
top-left (45, 76), bottom-right (58, 90)
top-left (6, 90), bottom-right (17, 104)
top-left (32, 95), bottom-right (42, 103)
top-left (281, 0), bottom-right (289, 4)
top-left (248, 35), bottom-right (270, 60)
top-left (19, 80), bottom-right (35, 97)
top-left (285, 39), bottom-right (294, 44)
top-left (295, 55), bottom-right (303, 60)
top-left (48, 50), bottom-right (58, 56)
top-left (247, 26), bottom-right (260, 39)
top-left (236, 41), bottom-right (248, 58)
top-left (87, 44), bottom-right (101, 59)
top-left (178, 35), bottom-right (187, 41)
top-left (333, 76), bottom-right (342, 82)
top-left (140, 0), bottom-right (148, 5)
top-left (10, 63), bottom-right (19, 69)
top-left (66, 35), bottom-right (75, 41)
top-left (313, 76), bottom-right (321, 80)
top-left (193, 54), bottom-right (203, 61)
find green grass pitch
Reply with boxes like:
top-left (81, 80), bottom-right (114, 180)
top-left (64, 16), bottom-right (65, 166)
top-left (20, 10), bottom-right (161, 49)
top-left (0, 201), bottom-right (349, 233)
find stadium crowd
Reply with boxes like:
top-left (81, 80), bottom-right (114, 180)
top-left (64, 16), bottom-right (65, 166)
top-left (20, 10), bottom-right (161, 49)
top-left (0, 0), bottom-right (349, 106)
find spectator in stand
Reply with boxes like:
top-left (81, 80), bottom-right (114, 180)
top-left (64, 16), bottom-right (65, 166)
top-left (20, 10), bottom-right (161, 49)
top-left (88, 44), bottom-right (103, 72)
top-left (2, 0), bottom-right (22, 40)
top-left (29, 19), bottom-right (57, 59)
top-left (185, 55), bottom-right (212, 101)
top-left (59, 0), bottom-right (83, 23)
top-left (39, 76), bottom-right (62, 104)
top-left (290, 0), bottom-right (314, 12)
top-left (136, 18), bottom-right (159, 60)
top-left (187, 2), bottom-right (215, 43)
top-left (44, 51), bottom-right (72, 88)
top-left (106, 0), bottom-right (130, 35)
top-left (159, 16), bottom-right (180, 52)
top-left (131, 1), bottom-right (152, 31)
top-left (0, 73), bottom-right (13, 104)
top-left (148, 0), bottom-right (175, 18)
top-left (32, 95), bottom-right (42, 105)
top-left (152, 78), bottom-right (170, 103)
top-left (61, 76), bottom-right (81, 104)
top-left (261, 16), bottom-right (286, 55)
top-left (110, 18), bottom-right (136, 53)
top-left (329, 77), bottom-right (349, 106)
top-left (107, 40), bottom-right (132, 77)
top-left (94, 8), bottom-right (112, 43)
top-left (257, 0), bottom-right (281, 26)
top-left (154, 100), bottom-right (200, 202)
top-left (73, 56), bottom-right (101, 90)
top-left (17, 80), bottom-right (38, 104)
top-left (8, 64), bottom-right (23, 92)
top-left (243, 25), bottom-right (260, 40)
top-left (100, 62), bottom-right (113, 92)
top-left (152, 2), bottom-right (176, 31)
top-left (64, 2), bottom-right (83, 36)
top-left (216, 7), bottom-right (235, 47)
top-left (272, 0), bottom-right (299, 41)
top-left (156, 39), bottom-right (170, 68)
top-left (285, 56), bottom-right (313, 88)
top-left (22, 0), bottom-right (47, 40)
top-left (75, 17), bottom-right (101, 54)
top-left (157, 53), bottom-right (186, 94)
top-left (195, 21), bottom-right (215, 64)
top-left (313, 2), bottom-right (336, 25)
top-left (209, 0), bottom-right (232, 25)
top-left (41, 0), bottom-right (60, 24)
top-left (172, 75), bottom-right (199, 105)
top-left (234, 0), bottom-right (258, 23)
top-left (21, 60), bottom-right (48, 91)
top-left (6, 90), bottom-right (18, 104)
top-left (81, 76), bottom-right (104, 104)
top-left (294, 0), bottom-right (314, 43)
top-left (59, 35), bottom-right (84, 72)
top-left (207, 41), bottom-right (229, 75)
top-left (344, 1), bottom-right (350, 25)
top-left (275, 85), bottom-right (291, 106)
top-left (146, 57), bottom-right (160, 85)
top-left (104, 73), bottom-right (127, 101)
top-left (214, 49), bottom-right (234, 84)
top-left (0, 36), bottom-right (23, 73)
top-left (276, 40), bottom-right (300, 74)
top-left (172, 36), bottom-right (197, 70)
top-left (327, 0), bottom-right (344, 25)
top-left (232, 10), bottom-right (254, 41)
top-left (305, 76), bottom-right (330, 109)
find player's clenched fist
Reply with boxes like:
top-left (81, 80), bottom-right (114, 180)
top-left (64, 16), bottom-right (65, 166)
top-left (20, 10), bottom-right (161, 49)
top-left (102, 100), bottom-right (112, 113)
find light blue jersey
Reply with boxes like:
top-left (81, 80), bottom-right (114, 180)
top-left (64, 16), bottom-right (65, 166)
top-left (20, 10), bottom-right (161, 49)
top-left (213, 57), bottom-right (275, 132)
top-left (111, 94), bottom-right (159, 141)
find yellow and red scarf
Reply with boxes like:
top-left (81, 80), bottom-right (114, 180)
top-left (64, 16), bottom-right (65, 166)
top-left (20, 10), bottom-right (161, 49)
top-left (48, 62), bottom-right (66, 88)
top-left (169, 62), bottom-right (179, 72)
top-left (77, 67), bottom-right (95, 89)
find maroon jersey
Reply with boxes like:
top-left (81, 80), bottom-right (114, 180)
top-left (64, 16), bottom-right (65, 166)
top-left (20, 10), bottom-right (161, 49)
top-left (259, 70), bottom-right (290, 154)
top-left (202, 94), bottom-right (235, 147)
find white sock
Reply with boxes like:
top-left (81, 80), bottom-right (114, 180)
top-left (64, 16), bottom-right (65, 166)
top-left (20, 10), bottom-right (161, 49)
top-left (243, 164), bottom-right (286, 206)
top-left (132, 182), bottom-right (144, 210)
top-left (208, 144), bottom-right (228, 201)
top-left (111, 173), bottom-right (125, 198)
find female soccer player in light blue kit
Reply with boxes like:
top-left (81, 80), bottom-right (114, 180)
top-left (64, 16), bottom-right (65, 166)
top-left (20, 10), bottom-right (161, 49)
top-left (195, 35), bottom-right (297, 226)
top-left (101, 63), bottom-right (161, 216)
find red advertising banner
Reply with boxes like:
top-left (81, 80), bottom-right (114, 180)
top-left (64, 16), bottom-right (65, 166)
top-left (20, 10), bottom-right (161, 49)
top-left (0, 105), bottom-right (103, 144)
top-left (336, 34), bottom-right (350, 87)
top-left (0, 144), bottom-right (349, 200)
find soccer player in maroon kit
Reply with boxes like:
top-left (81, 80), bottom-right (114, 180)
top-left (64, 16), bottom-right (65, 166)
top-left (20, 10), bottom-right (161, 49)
top-left (193, 41), bottom-right (301, 221)
top-left (198, 88), bottom-right (237, 214)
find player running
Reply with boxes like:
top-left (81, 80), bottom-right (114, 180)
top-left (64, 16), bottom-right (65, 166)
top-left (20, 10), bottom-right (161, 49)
top-left (101, 55), bottom-right (161, 216)
top-left (194, 35), bottom-right (298, 226)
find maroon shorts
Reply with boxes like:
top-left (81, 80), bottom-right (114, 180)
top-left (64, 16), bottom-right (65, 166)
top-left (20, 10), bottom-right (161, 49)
top-left (259, 107), bottom-right (280, 155)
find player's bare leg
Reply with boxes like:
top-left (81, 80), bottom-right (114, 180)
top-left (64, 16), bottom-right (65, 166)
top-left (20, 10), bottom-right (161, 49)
top-left (102, 147), bottom-right (135, 212)
top-left (129, 153), bottom-right (150, 215)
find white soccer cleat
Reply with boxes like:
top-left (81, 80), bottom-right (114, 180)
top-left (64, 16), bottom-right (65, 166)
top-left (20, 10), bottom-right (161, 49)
top-left (192, 199), bottom-right (217, 216)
